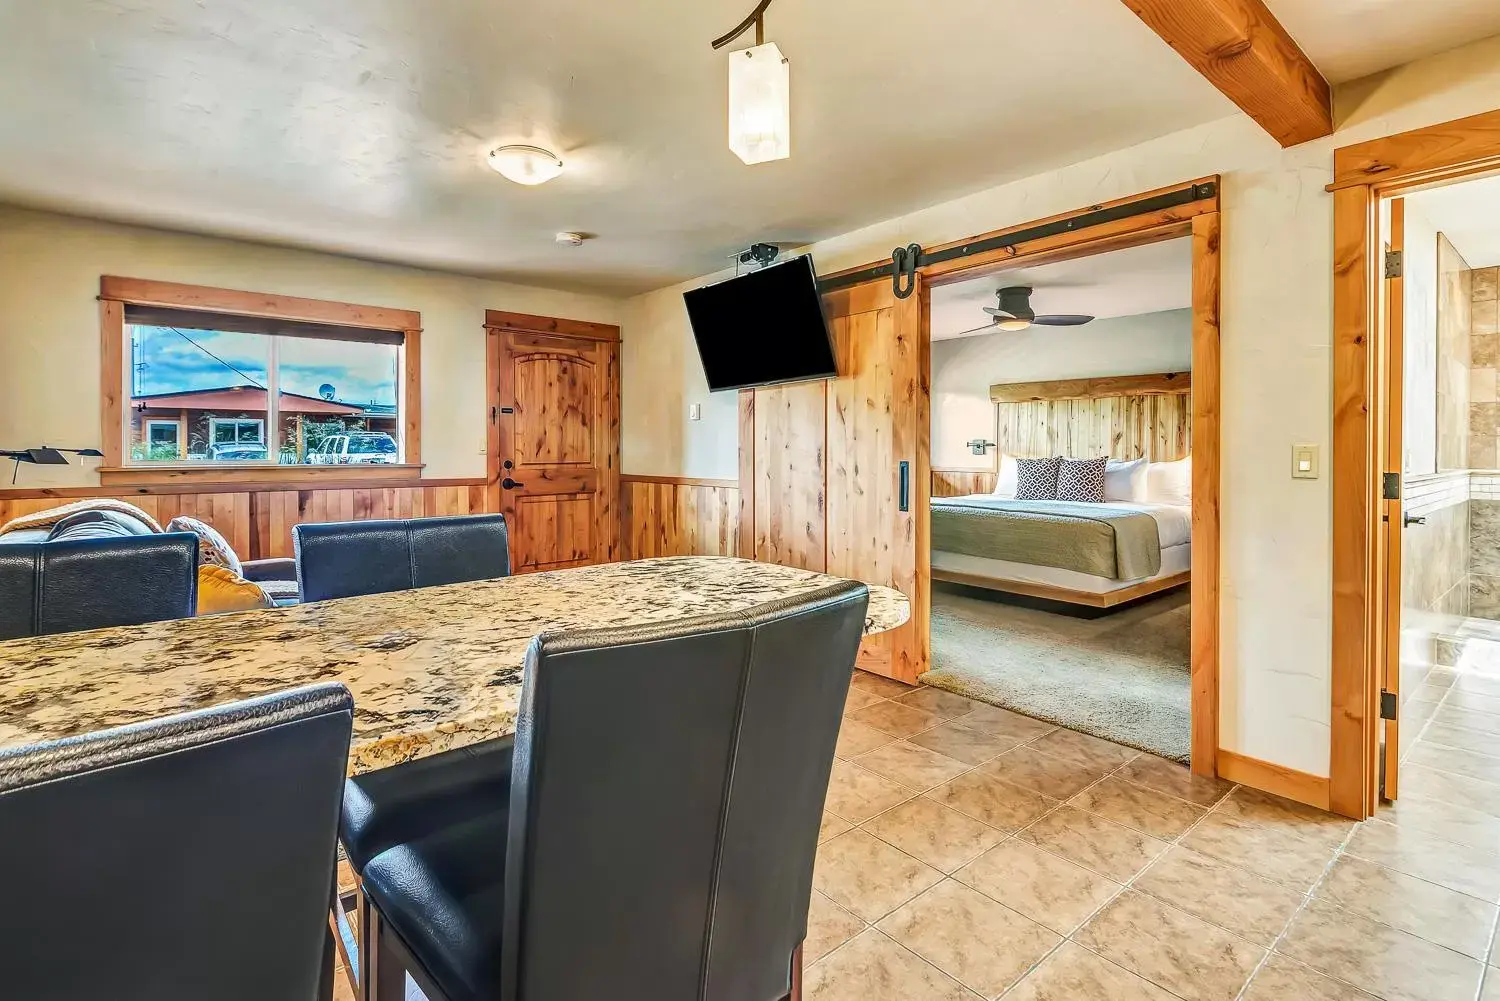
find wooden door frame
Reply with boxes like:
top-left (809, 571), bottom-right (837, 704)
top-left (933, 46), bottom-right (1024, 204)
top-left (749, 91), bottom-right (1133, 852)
top-left (1329, 108), bottom-right (1500, 819)
top-left (483, 310), bottom-right (622, 564)
top-left (741, 179), bottom-right (1223, 776)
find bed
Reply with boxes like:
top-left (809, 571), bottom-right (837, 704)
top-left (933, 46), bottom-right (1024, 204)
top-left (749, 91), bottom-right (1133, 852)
top-left (930, 494), bottom-right (1191, 608)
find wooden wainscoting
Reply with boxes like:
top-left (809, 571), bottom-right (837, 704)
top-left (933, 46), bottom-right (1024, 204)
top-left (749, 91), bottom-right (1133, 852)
top-left (619, 475), bottom-right (740, 559)
top-left (932, 469), bottom-right (998, 498)
top-left (0, 480), bottom-right (491, 561)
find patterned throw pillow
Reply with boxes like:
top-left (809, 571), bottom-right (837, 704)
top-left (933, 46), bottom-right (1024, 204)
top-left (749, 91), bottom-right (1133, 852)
top-left (1014, 456), bottom-right (1063, 500)
top-left (1057, 457), bottom-right (1108, 503)
top-left (166, 515), bottom-right (242, 578)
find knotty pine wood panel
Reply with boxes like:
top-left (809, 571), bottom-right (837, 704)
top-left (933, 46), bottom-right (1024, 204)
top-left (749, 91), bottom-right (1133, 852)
top-left (751, 380), bottom-right (828, 572)
top-left (995, 392), bottom-right (1191, 462)
top-left (0, 492), bottom-right (254, 560)
top-left (620, 478), bottom-right (739, 559)
top-left (932, 469), bottom-right (998, 498)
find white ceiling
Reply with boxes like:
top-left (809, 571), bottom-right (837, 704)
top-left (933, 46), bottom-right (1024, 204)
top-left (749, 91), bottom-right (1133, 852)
top-left (1405, 173), bottom-right (1500, 269)
top-left (930, 238), bottom-right (1192, 341)
top-left (0, 0), bottom-right (1237, 294)
top-left (1264, 0), bottom-right (1500, 84)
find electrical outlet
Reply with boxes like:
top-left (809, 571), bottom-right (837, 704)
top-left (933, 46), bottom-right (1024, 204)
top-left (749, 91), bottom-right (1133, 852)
top-left (1292, 443), bottom-right (1318, 479)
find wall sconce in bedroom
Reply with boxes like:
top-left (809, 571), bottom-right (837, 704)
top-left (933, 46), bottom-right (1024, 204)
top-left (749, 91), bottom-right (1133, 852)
top-left (965, 439), bottom-right (997, 456)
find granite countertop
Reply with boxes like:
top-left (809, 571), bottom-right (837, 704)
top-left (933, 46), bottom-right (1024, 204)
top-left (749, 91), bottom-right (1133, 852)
top-left (0, 557), bottom-right (908, 773)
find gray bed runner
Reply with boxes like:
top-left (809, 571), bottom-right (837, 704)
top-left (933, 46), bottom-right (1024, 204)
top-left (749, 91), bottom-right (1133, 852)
top-left (931, 496), bottom-right (1163, 580)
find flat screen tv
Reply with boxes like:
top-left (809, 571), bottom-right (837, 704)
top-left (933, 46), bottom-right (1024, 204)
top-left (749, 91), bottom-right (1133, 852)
top-left (684, 255), bottom-right (837, 392)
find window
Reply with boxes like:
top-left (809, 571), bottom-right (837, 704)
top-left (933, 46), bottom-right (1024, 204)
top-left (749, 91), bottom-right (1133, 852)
top-left (103, 277), bottom-right (421, 475)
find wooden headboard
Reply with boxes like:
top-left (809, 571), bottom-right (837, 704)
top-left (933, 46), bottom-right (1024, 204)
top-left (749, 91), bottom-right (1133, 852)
top-left (992, 371), bottom-right (1191, 462)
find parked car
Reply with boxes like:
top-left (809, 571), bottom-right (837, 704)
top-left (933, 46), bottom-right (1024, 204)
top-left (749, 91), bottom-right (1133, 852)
top-left (307, 432), bottom-right (399, 464)
top-left (208, 442), bottom-right (268, 461)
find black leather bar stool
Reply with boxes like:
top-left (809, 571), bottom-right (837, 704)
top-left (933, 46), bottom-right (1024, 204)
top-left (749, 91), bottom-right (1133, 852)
top-left (0, 683), bottom-right (354, 1001)
top-left (0, 530), bottom-right (198, 640)
top-left (358, 580), bottom-right (870, 1001)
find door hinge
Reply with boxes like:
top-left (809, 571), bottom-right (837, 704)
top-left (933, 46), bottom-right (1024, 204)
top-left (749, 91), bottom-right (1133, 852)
top-left (1380, 690), bottom-right (1397, 720)
top-left (1385, 250), bottom-right (1404, 279)
top-left (1382, 472), bottom-right (1401, 501)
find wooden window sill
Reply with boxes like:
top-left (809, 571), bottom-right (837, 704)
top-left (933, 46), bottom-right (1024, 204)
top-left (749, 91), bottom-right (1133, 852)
top-left (98, 464), bottom-right (426, 488)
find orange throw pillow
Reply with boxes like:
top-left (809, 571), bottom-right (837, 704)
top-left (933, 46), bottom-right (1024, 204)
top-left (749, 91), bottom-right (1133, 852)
top-left (196, 564), bottom-right (275, 615)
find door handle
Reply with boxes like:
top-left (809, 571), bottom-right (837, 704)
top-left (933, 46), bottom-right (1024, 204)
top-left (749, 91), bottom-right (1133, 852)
top-left (502, 477), bottom-right (525, 490)
top-left (898, 461), bottom-right (910, 513)
top-left (1403, 513), bottom-right (1426, 527)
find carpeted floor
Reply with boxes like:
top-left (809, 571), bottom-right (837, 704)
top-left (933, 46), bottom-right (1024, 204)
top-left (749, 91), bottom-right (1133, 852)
top-left (921, 586), bottom-right (1192, 762)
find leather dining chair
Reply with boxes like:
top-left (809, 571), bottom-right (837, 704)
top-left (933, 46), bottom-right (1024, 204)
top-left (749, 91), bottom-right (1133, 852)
top-left (0, 683), bottom-right (354, 1001)
top-left (293, 513), bottom-right (511, 604)
top-left (355, 579), bottom-right (870, 1001)
top-left (0, 531), bottom-right (199, 641)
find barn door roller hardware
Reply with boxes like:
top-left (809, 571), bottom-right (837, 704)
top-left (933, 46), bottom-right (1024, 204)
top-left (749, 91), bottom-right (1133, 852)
top-left (818, 180), bottom-right (1218, 299)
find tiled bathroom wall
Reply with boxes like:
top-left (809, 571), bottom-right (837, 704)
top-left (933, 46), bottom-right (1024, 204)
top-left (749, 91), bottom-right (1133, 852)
top-left (1467, 265), bottom-right (1500, 464)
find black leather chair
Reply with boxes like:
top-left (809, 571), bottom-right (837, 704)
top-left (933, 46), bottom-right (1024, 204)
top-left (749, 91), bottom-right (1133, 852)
top-left (357, 580), bottom-right (870, 1001)
top-left (294, 514), bottom-right (511, 604)
top-left (0, 683), bottom-right (355, 1001)
top-left (0, 527), bottom-right (198, 641)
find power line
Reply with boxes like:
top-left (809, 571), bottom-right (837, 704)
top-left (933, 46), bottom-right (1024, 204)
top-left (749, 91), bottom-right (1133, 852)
top-left (161, 326), bottom-right (267, 390)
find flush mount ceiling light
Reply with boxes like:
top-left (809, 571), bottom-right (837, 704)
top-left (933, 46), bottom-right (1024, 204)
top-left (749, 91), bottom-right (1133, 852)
top-left (487, 145), bottom-right (564, 185)
top-left (712, 0), bottom-right (790, 165)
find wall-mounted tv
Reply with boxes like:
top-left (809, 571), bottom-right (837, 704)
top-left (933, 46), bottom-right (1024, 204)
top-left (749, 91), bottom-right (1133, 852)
top-left (684, 255), bottom-right (837, 392)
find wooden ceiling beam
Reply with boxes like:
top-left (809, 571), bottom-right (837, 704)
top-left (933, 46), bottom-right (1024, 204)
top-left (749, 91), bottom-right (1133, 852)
top-left (1120, 0), bottom-right (1332, 147)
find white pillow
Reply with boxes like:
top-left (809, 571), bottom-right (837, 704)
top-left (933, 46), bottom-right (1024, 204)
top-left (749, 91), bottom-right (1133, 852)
top-left (990, 454), bottom-right (1018, 498)
top-left (1146, 456), bottom-right (1192, 506)
top-left (1104, 457), bottom-right (1149, 502)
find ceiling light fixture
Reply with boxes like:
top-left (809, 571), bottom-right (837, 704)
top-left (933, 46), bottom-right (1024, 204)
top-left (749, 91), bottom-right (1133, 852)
top-left (712, 0), bottom-right (790, 165)
top-left (487, 145), bottom-right (564, 185)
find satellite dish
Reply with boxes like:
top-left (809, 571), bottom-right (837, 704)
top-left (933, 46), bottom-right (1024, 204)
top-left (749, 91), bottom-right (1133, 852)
top-left (319, 383), bottom-right (336, 401)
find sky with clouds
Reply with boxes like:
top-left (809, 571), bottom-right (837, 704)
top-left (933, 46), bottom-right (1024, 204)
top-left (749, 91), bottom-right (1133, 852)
top-left (129, 326), bottom-right (398, 406)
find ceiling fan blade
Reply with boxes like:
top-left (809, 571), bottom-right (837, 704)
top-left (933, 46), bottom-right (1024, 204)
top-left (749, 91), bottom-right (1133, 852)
top-left (1033, 314), bottom-right (1095, 326)
top-left (948, 322), bottom-right (1000, 338)
top-left (981, 307), bottom-right (1014, 317)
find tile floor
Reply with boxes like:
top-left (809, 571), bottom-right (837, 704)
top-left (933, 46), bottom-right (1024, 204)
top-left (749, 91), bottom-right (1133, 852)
top-left (352, 618), bottom-right (1500, 1001)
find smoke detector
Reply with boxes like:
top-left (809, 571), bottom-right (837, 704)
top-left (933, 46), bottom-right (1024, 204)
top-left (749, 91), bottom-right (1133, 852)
top-left (555, 232), bottom-right (586, 247)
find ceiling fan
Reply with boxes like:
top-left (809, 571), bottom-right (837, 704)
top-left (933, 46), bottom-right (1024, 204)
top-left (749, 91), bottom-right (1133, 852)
top-left (956, 286), bottom-right (1095, 335)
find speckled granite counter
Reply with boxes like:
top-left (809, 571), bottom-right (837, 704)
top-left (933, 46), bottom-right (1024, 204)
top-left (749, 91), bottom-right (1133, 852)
top-left (0, 557), bottom-right (908, 773)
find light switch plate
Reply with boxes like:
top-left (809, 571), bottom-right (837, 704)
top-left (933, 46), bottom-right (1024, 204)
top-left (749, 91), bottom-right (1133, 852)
top-left (689, 403), bottom-right (702, 422)
top-left (1292, 443), bottom-right (1319, 479)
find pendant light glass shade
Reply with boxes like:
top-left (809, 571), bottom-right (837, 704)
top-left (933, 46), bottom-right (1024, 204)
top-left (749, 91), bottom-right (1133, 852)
top-left (728, 42), bottom-right (790, 165)
top-left (487, 145), bottom-right (564, 185)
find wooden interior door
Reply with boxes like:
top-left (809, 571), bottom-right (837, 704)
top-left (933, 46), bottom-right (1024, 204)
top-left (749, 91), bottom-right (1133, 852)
top-left (738, 277), bottom-right (930, 684)
top-left (489, 319), bottom-right (620, 573)
top-left (1380, 198), bottom-right (1406, 802)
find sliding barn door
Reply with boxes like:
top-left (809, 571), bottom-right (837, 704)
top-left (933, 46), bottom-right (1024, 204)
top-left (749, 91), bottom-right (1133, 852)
top-left (739, 277), bottom-right (930, 683)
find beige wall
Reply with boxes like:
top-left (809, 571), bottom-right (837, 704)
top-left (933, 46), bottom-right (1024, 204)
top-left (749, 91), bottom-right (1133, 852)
top-left (0, 206), bottom-right (624, 485)
top-left (619, 33), bottom-right (1500, 777)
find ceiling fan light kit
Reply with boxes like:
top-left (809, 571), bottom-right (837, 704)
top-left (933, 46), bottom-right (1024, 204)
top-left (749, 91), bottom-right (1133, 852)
top-left (714, 0), bottom-right (790, 165)
top-left (487, 144), bottom-right (564, 185)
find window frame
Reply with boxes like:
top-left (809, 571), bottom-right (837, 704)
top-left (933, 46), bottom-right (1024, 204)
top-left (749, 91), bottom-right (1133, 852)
top-left (100, 276), bottom-right (422, 485)
top-left (143, 418), bottom-right (183, 459)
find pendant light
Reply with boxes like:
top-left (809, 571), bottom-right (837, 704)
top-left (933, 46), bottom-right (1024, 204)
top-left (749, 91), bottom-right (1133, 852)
top-left (712, 1), bottom-right (790, 165)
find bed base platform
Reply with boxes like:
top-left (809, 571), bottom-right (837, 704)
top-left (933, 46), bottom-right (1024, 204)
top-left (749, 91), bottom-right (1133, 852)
top-left (931, 568), bottom-right (1191, 609)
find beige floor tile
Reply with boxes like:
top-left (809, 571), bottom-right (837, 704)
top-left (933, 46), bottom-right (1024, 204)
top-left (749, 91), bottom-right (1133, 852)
top-left (1133, 845), bottom-right (1304, 946)
top-left (1004, 942), bottom-right (1178, 1001)
top-left (1433, 706), bottom-right (1500, 737)
top-left (1213, 787), bottom-right (1357, 848)
top-left (907, 719), bottom-right (1026, 765)
top-left (803, 928), bottom-right (979, 1001)
top-left (1018, 805), bottom-right (1170, 882)
top-left (1075, 890), bottom-right (1265, 1001)
top-left (845, 686), bottom-right (887, 713)
top-left (1314, 855), bottom-right (1497, 959)
top-left (1399, 764), bottom-right (1500, 818)
top-left (954, 839), bottom-right (1121, 935)
top-left (1405, 742), bottom-right (1500, 784)
top-left (1181, 810), bottom-right (1338, 892)
top-left (851, 672), bottom-right (914, 698)
top-left (805, 890), bottom-right (867, 963)
top-left (819, 811), bottom-right (853, 843)
top-left (878, 880), bottom-right (1059, 998)
top-left (823, 760), bottom-right (914, 824)
top-left (1028, 728), bottom-right (1138, 771)
top-left (1409, 683), bottom-right (1452, 705)
top-left (1346, 817), bottom-right (1500, 901)
top-left (835, 719), bottom-right (896, 759)
top-left (1456, 673), bottom-right (1500, 697)
top-left (854, 741), bottom-right (970, 792)
top-left (813, 829), bottom-right (944, 922)
top-left (1070, 775), bottom-right (1207, 840)
top-left (1241, 953), bottom-right (1380, 1000)
top-left (1114, 754), bottom-right (1235, 807)
top-left (862, 797), bottom-right (1006, 873)
top-left (1443, 689), bottom-right (1500, 715)
top-left (1381, 788), bottom-right (1500, 849)
top-left (1484, 974), bottom-right (1500, 1001)
top-left (984, 744), bottom-right (1110, 800)
top-left (894, 686), bottom-right (980, 720)
top-left (1278, 897), bottom-right (1483, 1001)
top-left (925, 768), bottom-right (1056, 833)
top-left (950, 704), bottom-right (1055, 742)
top-left (1422, 722), bottom-right (1500, 756)
top-left (848, 700), bottom-right (944, 739)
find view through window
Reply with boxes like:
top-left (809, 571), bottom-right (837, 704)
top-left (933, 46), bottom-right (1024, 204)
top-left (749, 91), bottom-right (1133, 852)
top-left (128, 325), bottom-right (402, 465)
